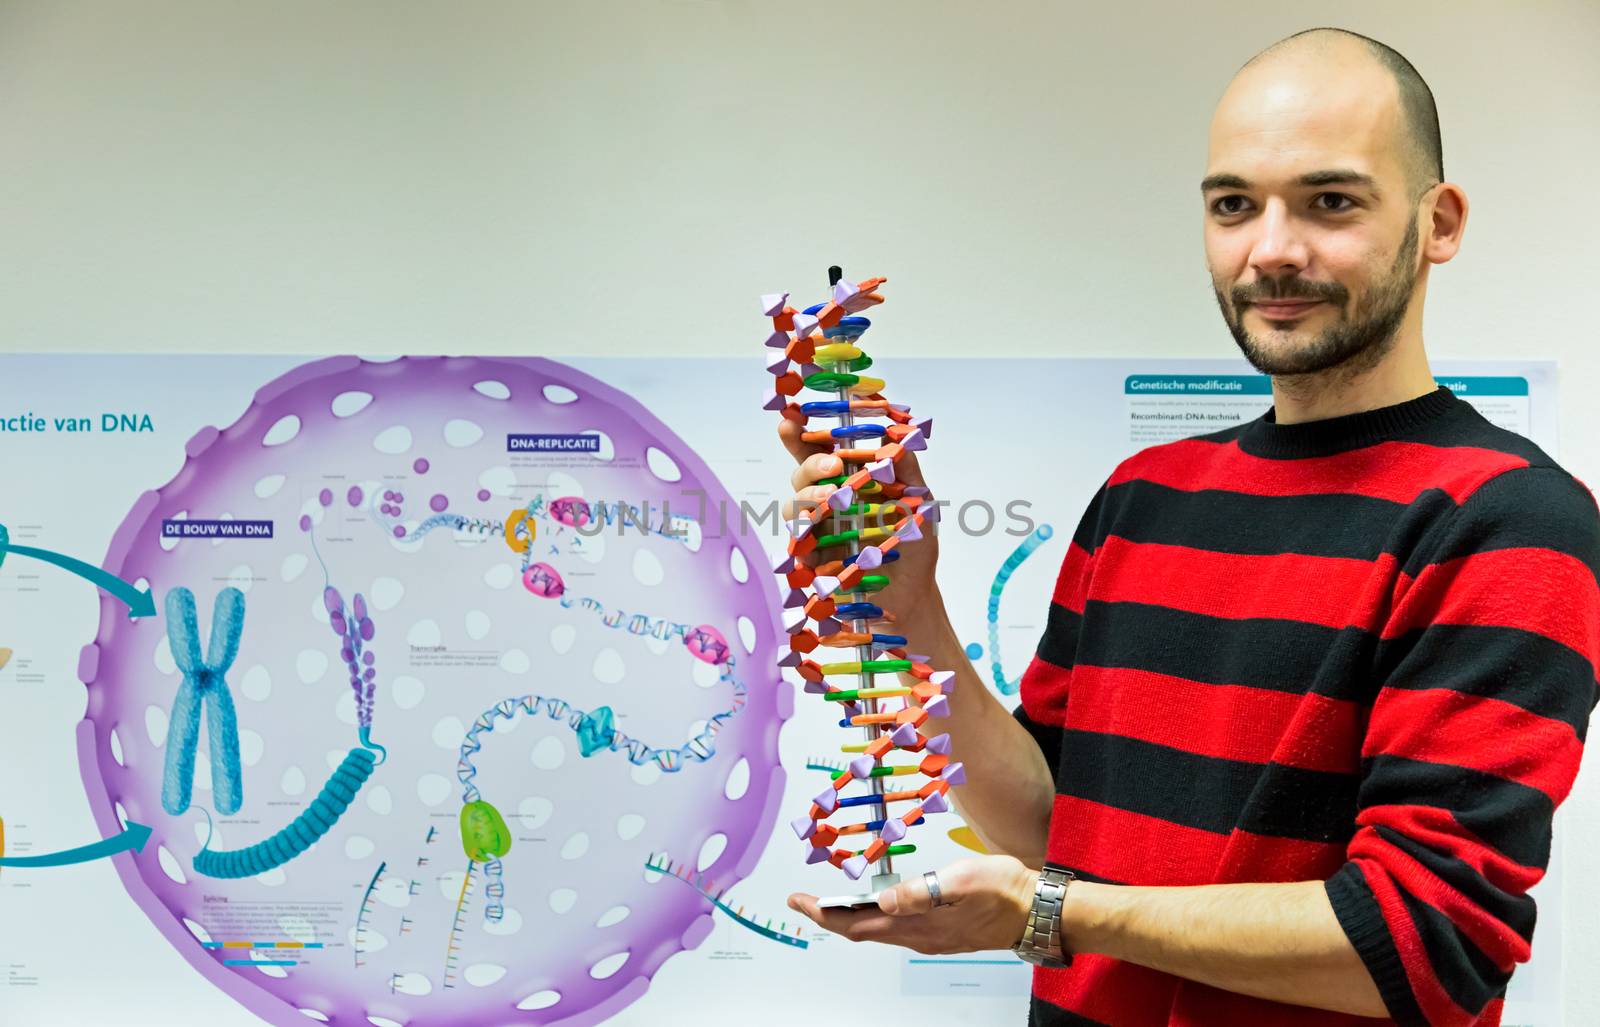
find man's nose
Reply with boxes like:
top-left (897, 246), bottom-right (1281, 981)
top-left (1247, 198), bottom-right (1310, 279)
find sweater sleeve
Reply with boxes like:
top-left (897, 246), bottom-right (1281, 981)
top-left (1325, 466), bottom-right (1600, 1027)
top-left (1013, 481), bottom-right (1108, 781)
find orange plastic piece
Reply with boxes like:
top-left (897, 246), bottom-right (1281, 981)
top-left (908, 661), bottom-right (933, 680)
top-left (773, 307), bottom-right (796, 331)
top-left (813, 823), bottom-right (840, 847)
top-left (920, 753), bottom-right (949, 776)
top-left (893, 706), bottom-right (929, 728)
top-left (874, 442), bottom-right (905, 465)
top-left (786, 533), bottom-right (817, 558)
top-left (843, 469), bottom-right (872, 490)
top-left (774, 371), bottom-right (804, 397)
top-left (796, 660), bottom-right (824, 682)
top-left (803, 595), bottom-right (837, 620)
top-left (836, 565), bottom-right (864, 591)
top-left (786, 565), bottom-right (816, 589)
top-left (800, 430), bottom-right (843, 446)
top-left (821, 631), bottom-right (872, 647)
top-left (780, 403), bottom-right (807, 425)
top-left (865, 735), bottom-right (895, 759)
top-left (911, 680), bottom-right (943, 702)
top-left (790, 630), bottom-right (819, 654)
top-left (817, 301), bottom-right (844, 328)
top-left (785, 336), bottom-right (816, 364)
top-left (863, 839), bottom-right (888, 862)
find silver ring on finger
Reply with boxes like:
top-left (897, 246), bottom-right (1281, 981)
top-left (923, 870), bottom-right (946, 907)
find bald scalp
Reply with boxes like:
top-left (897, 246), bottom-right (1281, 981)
top-left (1243, 28), bottom-right (1443, 197)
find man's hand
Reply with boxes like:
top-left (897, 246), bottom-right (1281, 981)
top-left (786, 855), bottom-right (1037, 955)
top-left (777, 416), bottom-right (945, 638)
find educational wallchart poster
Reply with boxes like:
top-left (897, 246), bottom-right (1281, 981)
top-left (0, 355), bottom-right (1562, 1027)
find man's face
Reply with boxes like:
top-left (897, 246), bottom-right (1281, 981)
top-left (1203, 54), bottom-right (1426, 377)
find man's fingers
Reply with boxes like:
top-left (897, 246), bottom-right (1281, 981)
top-left (878, 874), bottom-right (936, 916)
top-left (783, 485), bottom-right (837, 523)
top-left (791, 451), bottom-right (844, 494)
top-left (778, 417), bottom-right (832, 466)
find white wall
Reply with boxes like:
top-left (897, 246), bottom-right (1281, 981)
top-left (1, 0), bottom-right (1596, 1022)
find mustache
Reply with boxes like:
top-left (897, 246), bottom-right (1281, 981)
top-left (1231, 279), bottom-right (1348, 307)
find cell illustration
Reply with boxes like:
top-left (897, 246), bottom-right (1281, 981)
top-left (76, 356), bottom-right (787, 1027)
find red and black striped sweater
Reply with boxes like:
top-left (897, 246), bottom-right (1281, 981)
top-left (1014, 386), bottom-right (1600, 1027)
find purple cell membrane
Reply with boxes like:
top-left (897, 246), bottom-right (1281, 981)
top-left (77, 356), bottom-right (788, 1027)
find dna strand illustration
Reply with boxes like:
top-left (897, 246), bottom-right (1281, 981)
top-left (762, 268), bottom-right (966, 901)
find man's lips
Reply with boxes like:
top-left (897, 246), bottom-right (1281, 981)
top-left (1250, 299), bottom-right (1323, 319)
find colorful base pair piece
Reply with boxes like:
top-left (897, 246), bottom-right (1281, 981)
top-left (762, 270), bottom-right (966, 884)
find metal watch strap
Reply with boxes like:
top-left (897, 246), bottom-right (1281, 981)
top-left (1012, 863), bottom-right (1074, 968)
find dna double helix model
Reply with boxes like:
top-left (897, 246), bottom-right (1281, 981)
top-left (762, 269), bottom-right (966, 892)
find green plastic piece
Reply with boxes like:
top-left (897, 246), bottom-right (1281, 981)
top-left (856, 659), bottom-right (912, 673)
top-left (803, 371), bottom-right (859, 391)
top-left (815, 529), bottom-right (859, 548)
top-left (854, 574), bottom-right (892, 592)
top-left (830, 765), bottom-right (900, 780)
top-left (460, 800), bottom-right (513, 861)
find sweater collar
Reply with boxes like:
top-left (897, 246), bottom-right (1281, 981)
top-left (1239, 385), bottom-right (1460, 458)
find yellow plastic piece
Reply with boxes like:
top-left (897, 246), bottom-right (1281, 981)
top-left (813, 342), bottom-right (863, 363)
top-left (846, 376), bottom-right (885, 396)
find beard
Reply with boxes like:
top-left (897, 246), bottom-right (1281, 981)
top-left (1213, 213), bottom-right (1420, 377)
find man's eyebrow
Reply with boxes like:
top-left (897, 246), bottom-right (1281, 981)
top-left (1200, 169), bottom-right (1383, 195)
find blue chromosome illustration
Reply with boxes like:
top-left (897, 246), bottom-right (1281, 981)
top-left (161, 587), bottom-right (246, 817)
top-left (983, 524), bottom-right (1054, 695)
top-left (191, 583), bottom-right (387, 878)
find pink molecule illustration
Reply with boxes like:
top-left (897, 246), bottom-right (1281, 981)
top-left (76, 356), bottom-right (789, 1027)
top-left (522, 563), bottom-right (567, 600)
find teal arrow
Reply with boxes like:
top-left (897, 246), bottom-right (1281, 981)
top-left (0, 524), bottom-right (156, 618)
top-left (0, 821), bottom-right (152, 868)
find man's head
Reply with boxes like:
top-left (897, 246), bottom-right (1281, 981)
top-left (1203, 28), bottom-right (1463, 379)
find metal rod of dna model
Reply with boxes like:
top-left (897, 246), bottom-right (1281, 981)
top-left (762, 268), bottom-right (966, 903)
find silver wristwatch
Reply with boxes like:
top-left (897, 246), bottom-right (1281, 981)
top-left (1012, 862), bottom-right (1074, 968)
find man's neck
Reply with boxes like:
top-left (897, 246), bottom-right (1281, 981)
top-left (1269, 337), bottom-right (1437, 425)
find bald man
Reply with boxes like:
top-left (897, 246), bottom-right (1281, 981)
top-left (782, 27), bottom-right (1600, 1027)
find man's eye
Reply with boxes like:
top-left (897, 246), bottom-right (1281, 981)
top-left (1211, 195), bottom-right (1250, 216)
top-left (1314, 193), bottom-right (1356, 212)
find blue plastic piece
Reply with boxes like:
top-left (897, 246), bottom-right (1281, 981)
top-left (830, 424), bottom-right (889, 441)
top-left (844, 550), bottom-right (899, 567)
top-left (823, 316), bottom-right (872, 341)
top-left (833, 602), bottom-right (883, 620)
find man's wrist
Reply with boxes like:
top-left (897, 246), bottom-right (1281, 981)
top-left (1013, 863), bottom-right (1075, 967)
